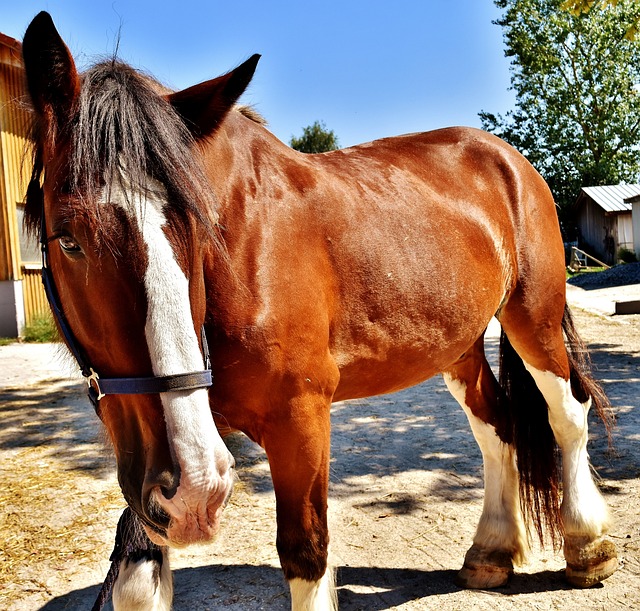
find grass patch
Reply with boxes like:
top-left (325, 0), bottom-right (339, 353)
top-left (567, 266), bottom-right (607, 278)
top-left (0, 337), bottom-right (14, 346)
top-left (22, 314), bottom-right (58, 343)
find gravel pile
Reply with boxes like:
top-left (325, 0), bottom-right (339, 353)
top-left (567, 262), bottom-right (640, 289)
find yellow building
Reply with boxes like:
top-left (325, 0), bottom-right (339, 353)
top-left (0, 32), bottom-right (47, 337)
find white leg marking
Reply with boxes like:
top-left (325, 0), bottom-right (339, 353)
top-left (523, 363), bottom-right (610, 538)
top-left (443, 373), bottom-right (527, 563)
top-left (113, 549), bottom-right (173, 611)
top-left (289, 567), bottom-right (337, 611)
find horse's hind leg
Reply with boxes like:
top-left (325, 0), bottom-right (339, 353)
top-left (500, 302), bottom-right (618, 588)
top-left (443, 334), bottom-right (527, 589)
top-left (523, 365), bottom-right (617, 587)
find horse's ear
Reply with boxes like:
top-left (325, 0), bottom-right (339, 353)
top-left (168, 54), bottom-right (260, 138)
top-left (22, 11), bottom-right (81, 144)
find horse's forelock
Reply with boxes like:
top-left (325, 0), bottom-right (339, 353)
top-left (72, 62), bottom-right (213, 217)
top-left (26, 60), bottom-right (216, 254)
top-left (26, 58), bottom-right (227, 273)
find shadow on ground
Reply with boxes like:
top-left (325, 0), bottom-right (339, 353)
top-left (0, 380), bottom-right (114, 477)
top-left (3, 333), bottom-right (636, 490)
top-left (38, 562), bottom-right (586, 611)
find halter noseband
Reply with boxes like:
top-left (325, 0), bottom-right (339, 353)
top-left (39, 202), bottom-right (213, 411)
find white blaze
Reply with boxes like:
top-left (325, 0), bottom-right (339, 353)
top-left (136, 191), bottom-right (225, 479)
top-left (107, 180), bottom-right (233, 540)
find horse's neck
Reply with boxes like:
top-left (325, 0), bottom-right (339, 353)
top-left (208, 111), bottom-right (300, 201)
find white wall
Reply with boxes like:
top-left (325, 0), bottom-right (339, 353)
top-left (633, 201), bottom-right (640, 258)
top-left (0, 280), bottom-right (25, 338)
top-left (618, 212), bottom-right (634, 252)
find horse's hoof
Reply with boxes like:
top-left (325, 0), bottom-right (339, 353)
top-left (565, 537), bottom-right (618, 588)
top-left (455, 545), bottom-right (513, 589)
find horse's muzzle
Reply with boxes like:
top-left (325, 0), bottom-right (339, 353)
top-left (142, 458), bottom-right (235, 547)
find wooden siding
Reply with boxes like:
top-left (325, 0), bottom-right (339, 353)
top-left (0, 39), bottom-right (31, 283)
top-left (634, 202), bottom-right (640, 257)
top-left (21, 264), bottom-right (48, 324)
top-left (577, 199), bottom-right (608, 261)
top-left (0, 34), bottom-right (47, 330)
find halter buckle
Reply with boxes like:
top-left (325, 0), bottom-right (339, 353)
top-left (86, 368), bottom-right (105, 402)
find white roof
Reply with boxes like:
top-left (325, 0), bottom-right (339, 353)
top-left (581, 184), bottom-right (640, 213)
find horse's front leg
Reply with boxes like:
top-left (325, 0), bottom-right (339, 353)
top-left (102, 507), bottom-right (173, 611)
top-left (112, 547), bottom-right (172, 611)
top-left (263, 391), bottom-right (337, 611)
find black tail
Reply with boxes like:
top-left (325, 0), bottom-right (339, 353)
top-left (498, 304), bottom-right (612, 548)
top-left (562, 305), bottom-right (614, 439)
top-left (499, 330), bottom-right (562, 547)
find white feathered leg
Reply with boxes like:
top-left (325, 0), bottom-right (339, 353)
top-left (523, 363), bottom-right (617, 587)
top-left (444, 373), bottom-right (527, 589)
top-left (113, 546), bottom-right (173, 611)
top-left (289, 566), bottom-right (337, 611)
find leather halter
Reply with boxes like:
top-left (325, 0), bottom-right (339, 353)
top-left (39, 203), bottom-right (213, 411)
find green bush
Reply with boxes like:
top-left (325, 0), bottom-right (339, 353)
top-left (22, 314), bottom-right (58, 343)
top-left (617, 247), bottom-right (638, 263)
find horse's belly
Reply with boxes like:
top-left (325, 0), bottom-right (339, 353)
top-left (332, 355), bottom-right (439, 402)
top-left (331, 319), bottom-right (485, 402)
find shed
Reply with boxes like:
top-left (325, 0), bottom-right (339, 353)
top-left (0, 32), bottom-right (46, 337)
top-left (627, 193), bottom-right (640, 259)
top-left (574, 184), bottom-right (640, 265)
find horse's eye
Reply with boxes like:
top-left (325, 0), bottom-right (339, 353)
top-left (59, 235), bottom-right (82, 254)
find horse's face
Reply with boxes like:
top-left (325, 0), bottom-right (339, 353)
top-left (22, 12), bottom-right (257, 546)
top-left (40, 160), bottom-right (233, 546)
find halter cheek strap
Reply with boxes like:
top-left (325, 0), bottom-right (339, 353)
top-left (38, 197), bottom-right (212, 411)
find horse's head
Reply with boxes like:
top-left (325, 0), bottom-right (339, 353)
top-left (22, 11), bottom-right (258, 546)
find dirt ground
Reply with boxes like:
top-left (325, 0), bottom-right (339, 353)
top-left (0, 296), bottom-right (638, 610)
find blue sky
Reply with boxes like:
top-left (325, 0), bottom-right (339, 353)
top-left (3, 1), bottom-right (515, 148)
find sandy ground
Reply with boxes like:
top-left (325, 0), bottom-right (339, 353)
top-left (0, 284), bottom-right (639, 610)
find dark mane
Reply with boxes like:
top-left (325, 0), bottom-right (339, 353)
top-left (26, 60), bottom-right (218, 242)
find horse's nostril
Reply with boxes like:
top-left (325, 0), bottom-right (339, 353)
top-left (145, 468), bottom-right (180, 502)
top-left (140, 468), bottom-right (179, 531)
top-left (160, 484), bottom-right (178, 500)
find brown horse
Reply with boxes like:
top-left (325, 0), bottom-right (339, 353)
top-left (22, 11), bottom-right (617, 611)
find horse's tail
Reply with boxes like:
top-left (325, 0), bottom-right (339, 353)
top-left (561, 305), bottom-right (613, 437)
top-left (498, 304), bottom-right (612, 547)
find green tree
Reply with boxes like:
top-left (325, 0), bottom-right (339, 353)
top-left (561, 0), bottom-right (639, 38)
top-left (290, 121), bottom-right (340, 153)
top-left (480, 0), bottom-right (640, 234)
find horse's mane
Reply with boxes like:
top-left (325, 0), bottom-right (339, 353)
top-left (25, 60), bottom-right (220, 245)
top-left (237, 104), bottom-right (267, 125)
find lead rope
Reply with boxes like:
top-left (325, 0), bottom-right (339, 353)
top-left (91, 507), bottom-right (165, 611)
